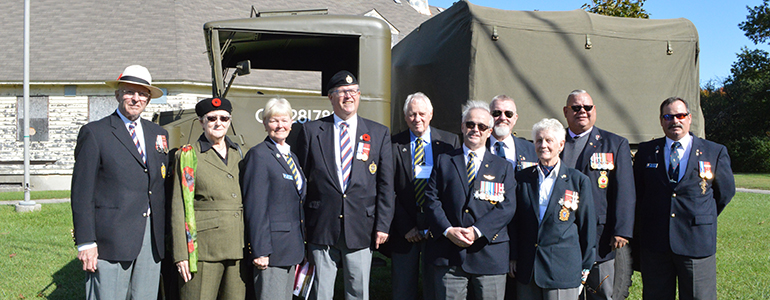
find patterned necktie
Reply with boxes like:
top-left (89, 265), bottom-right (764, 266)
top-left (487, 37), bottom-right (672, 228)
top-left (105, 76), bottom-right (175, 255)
top-left (495, 141), bottom-right (506, 159)
top-left (669, 141), bottom-right (681, 183)
top-left (128, 122), bottom-right (145, 163)
top-left (340, 122), bottom-right (352, 190)
top-left (284, 154), bottom-right (301, 190)
top-left (467, 152), bottom-right (477, 187)
top-left (413, 138), bottom-right (427, 207)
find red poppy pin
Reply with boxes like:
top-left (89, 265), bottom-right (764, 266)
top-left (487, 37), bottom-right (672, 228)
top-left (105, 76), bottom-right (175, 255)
top-left (212, 98), bottom-right (221, 107)
top-left (361, 134), bottom-right (371, 142)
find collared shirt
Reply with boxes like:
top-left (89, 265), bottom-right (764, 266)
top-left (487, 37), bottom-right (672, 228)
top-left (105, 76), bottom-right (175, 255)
top-left (199, 134), bottom-right (239, 165)
top-left (116, 109), bottom-right (146, 157)
top-left (568, 127), bottom-right (594, 139)
top-left (271, 137), bottom-right (304, 191)
top-left (537, 159), bottom-right (562, 223)
top-left (333, 113), bottom-right (358, 189)
top-left (462, 144), bottom-right (486, 179)
top-left (410, 127), bottom-right (433, 177)
top-left (664, 134), bottom-right (693, 183)
top-left (489, 135), bottom-right (517, 165)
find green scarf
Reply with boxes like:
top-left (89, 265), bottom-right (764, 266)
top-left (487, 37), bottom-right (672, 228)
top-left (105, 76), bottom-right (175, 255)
top-left (179, 144), bottom-right (199, 272)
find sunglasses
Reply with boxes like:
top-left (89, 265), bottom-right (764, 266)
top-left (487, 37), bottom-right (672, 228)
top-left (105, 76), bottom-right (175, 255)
top-left (570, 105), bottom-right (594, 112)
top-left (662, 113), bottom-right (689, 121)
top-left (464, 121), bottom-right (490, 132)
top-left (492, 110), bottom-right (515, 118)
top-left (205, 115), bottom-right (231, 122)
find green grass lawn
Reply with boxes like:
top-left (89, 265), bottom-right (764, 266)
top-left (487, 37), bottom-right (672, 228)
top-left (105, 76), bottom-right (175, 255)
top-left (2, 192), bottom-right (769, 299)
top-left (734, 173), bottom-right (770, 190)
top-left (0, 190), bottom-right (70, 201)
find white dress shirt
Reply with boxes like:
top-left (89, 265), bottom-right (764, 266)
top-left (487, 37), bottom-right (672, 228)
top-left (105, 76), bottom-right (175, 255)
top-left (271, 138), bottom-right (304, 191)
top-left (489, 135), bottom-right (517, 165)
top-left (537, 160), bottom-right (562, 223)
top-left (333, 114), bottom-right (358, 190)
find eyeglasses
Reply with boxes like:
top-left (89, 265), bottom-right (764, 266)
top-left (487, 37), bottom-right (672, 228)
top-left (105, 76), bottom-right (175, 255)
top-left (464, 121), bottom-right (490, 131)
top-left (333, 88), bottom-right (360, 97)
top-left (205, 115), bottom-right (231, 122)
top-left (662, 113), bottom-right (689, 121)
top-left (570, 105), bottom-right (594, 112)
top-left (492, 110), bottom-right (515, 118)
top-left (120, 89), bottom-right (151, 100)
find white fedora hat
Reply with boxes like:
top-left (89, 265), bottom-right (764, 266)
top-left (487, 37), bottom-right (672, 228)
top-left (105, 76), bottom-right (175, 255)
top-left (105, 65), bottom-right (164, 98)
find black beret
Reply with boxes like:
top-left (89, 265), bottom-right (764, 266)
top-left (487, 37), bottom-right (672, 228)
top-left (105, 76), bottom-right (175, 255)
top-left (327, 70), bottom-right (358, 92)
top-left (195, 97), bottom-right (232, 117)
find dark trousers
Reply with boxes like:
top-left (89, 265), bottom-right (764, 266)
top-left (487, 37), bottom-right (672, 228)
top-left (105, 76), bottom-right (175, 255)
top-left (640, 248), bottom-right (717, 300)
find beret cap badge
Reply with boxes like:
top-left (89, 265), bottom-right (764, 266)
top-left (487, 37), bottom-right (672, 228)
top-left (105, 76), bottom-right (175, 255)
top-left (345, 75), bottom-right (353, 84)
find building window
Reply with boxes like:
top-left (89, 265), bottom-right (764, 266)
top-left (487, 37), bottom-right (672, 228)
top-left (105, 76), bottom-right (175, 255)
top-left (17, 96), bottom-right (49, 142)
top-left (88, 96), bottom-right (117, 122)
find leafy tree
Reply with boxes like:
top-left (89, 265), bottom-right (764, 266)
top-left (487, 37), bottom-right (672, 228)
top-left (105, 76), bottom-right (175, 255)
top-left (739, 0), bottom-right (770, 45)
top-left (581, 0), bottom-right (650, 18)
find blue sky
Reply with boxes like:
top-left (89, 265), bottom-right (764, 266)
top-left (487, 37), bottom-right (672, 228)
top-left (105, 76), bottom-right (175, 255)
top-left (429, 0), bottom-right (770, 86)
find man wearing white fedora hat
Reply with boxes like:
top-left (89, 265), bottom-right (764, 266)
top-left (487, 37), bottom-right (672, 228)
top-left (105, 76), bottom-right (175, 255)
top-left (71, 65), bottom-right (169, 299)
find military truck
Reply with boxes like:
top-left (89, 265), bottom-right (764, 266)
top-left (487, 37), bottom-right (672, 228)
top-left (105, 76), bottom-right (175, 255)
top-left (156, 15), bottom-right (392, 149)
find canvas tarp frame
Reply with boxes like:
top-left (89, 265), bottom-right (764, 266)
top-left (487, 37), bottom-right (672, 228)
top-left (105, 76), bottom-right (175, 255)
top-left (392, 0), bottom-right (701, 144)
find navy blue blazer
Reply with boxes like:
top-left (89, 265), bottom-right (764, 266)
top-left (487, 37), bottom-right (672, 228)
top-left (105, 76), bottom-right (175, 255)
top-left (295, 115), bottom-right (395, 250)
top-left (511, 163), bottom-right (596, 289)
top-left (486, 136), bottom-right (537, 173)
top-left (388, 127), bottom-right (460, 254)
top-left (424, 148), bottom-right (516, 275)
top-left (633, 134), bottom-right (735, 258)
top-left (241, 138), bottom-right (307, 267)
top-left (71, 112), bottom-right (169, 261)
top-left (562, 127), bottom-right (635, 261)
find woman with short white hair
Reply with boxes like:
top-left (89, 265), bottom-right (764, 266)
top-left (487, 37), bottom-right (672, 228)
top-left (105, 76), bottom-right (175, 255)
top-left (509, 118), bottom-right (597, 300)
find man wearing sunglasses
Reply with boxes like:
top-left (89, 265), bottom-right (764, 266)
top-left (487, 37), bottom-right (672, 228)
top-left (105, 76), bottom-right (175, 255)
top-left (633, 97), bottom-right (735, 300)
top-left (389, 92), bottom-right (460, 300)
top-left (71, 65), bottom-right (169, 299)
top-left (561, 90), bottom-right (636, 300)
top-left (487, 95), bottom-right (537, 174)
top-left (423, 100), bottom-right (516, 300)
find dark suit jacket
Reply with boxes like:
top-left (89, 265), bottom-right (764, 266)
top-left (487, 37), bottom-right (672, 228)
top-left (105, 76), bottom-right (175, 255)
top-left (424, 148), bottom-right (516, 275)
top-left (561, 127), bottom-right (635, 261)
top-left (241, 138), bottom-right (306, 267)
top-left (388, 127), bottom-right (460, 254)
top-left (633, 133), bottom-right (735, 258)
top-left (486, 136), bottom-right (537, 173)
top-left (71, 111), bottom-right (169, 261)
top-left (511, 163), bottom-right (596, 289)
top-left (295, 115), bottom-right (395, 250)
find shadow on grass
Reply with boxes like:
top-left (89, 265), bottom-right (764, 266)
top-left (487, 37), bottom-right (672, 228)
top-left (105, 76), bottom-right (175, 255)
top-left (40, 258), bottom-right (84, 299)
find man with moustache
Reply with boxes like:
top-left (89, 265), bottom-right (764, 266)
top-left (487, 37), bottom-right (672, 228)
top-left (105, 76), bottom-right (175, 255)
top-left (634, 97), bottom-right (734, 300)
top-left (423, 100), bottom-right (516, 300)
top-left (295, 70), bottom-right (394, 300)
top-left (561, 90), bottom-right (635, 300)
top-left (389, 92), bottom-right (460, 300)
top-left (487, 95), bottom-right (537, 174)
top-left (71, 65), bottom-right (169, 299)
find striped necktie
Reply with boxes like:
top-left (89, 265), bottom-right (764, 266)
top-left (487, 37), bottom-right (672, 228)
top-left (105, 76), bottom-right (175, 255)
top-left (467, 151), bottom-right (477, 187)
top-left (284, 154), bottom-right (301, 190)
top-left (669, 141), bottom-right (681, 184)
top-left (128, 122), bottom-right (145, 163)
top-left (413, 138), bottom-right (427, 207)
top-left (340, 122), bottom-right (352, 190)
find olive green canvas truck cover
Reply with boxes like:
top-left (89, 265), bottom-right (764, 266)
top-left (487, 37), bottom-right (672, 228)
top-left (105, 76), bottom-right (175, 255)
top-left (391, 1), bottom-right (701, 144)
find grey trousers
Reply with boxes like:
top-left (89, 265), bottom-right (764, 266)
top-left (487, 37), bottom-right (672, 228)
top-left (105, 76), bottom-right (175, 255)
top-left (254, 265), bottom-right (296, 300)
top-left (308, 236), bottom-right (372, 300)
top-left (86, 217), bottom-right (160, 300)
top-left (584, 259), bottom-right (614, 300)
top-left (434, 266), bottom-right (506, 300)
top-left (516, 280), bottom-right (579, 300)
top-left (390, 241), bottom-right (435, 300)
top-left (640, 249), bottom-right (717, 300)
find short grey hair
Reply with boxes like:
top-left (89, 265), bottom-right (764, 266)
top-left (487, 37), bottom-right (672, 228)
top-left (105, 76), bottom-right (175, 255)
top-left (461, 100), bottom-right (493, 127)
top-left (532, 118), bottom-right (566, 142)
top-left (490, 94), bottom-right (517, 113)
top-left (263, 98), bottom-right (292, 122)
top-left (403, 92), bottom-right (434, 115)
top-left (566, 89), bottom-right (588, 104)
